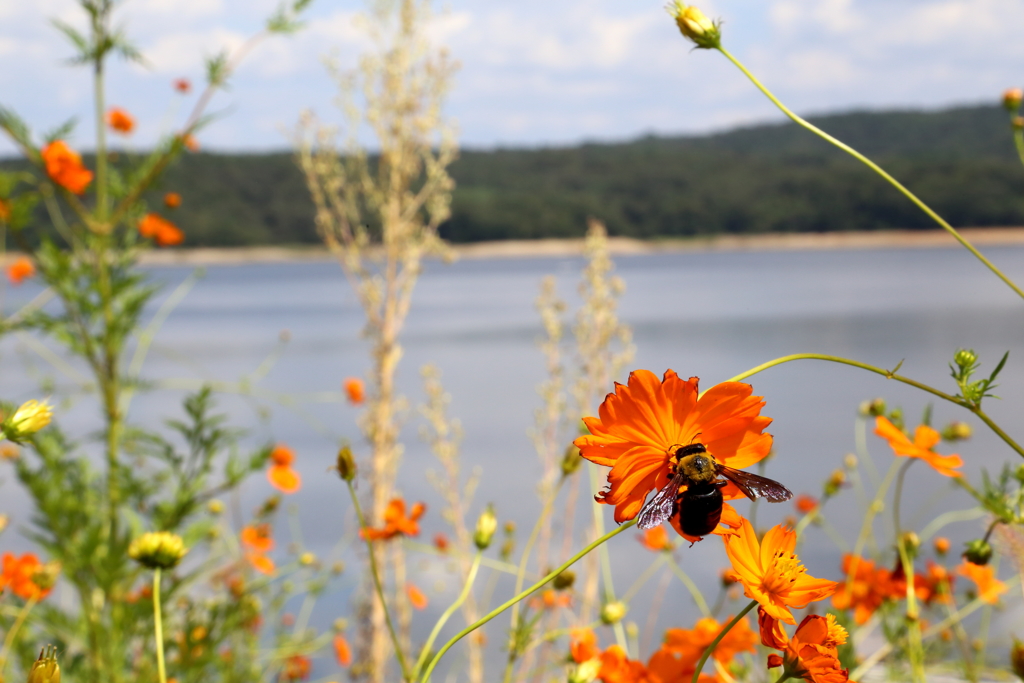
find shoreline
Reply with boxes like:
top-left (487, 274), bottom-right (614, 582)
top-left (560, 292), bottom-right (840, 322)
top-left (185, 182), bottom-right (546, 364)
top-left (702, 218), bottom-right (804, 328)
top-left (7, 227), bottom-right (1024, 266)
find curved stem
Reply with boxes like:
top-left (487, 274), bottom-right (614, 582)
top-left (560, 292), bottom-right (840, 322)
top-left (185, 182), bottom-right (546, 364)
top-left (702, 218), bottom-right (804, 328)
top-left (508, 479), bottom-right (563, 640)
top-left (0, 595), bottom-right (38, 679)
top-left (665, 556), bottom-right (712, 618)
top-left (153, 569), bottom-right (167, 683)
top-left (716, 45), bottom-right (1024, 302)
top-left (691, 599), bottom-right (757, 683)
top-left (419, 520), bottom-right (635, 683)
top-left (413, 551), bottom-right (483, 679)
top-left (347, 480), bottom-right (414, 682)
top-left (725, 353), bottom-right (1024, 459)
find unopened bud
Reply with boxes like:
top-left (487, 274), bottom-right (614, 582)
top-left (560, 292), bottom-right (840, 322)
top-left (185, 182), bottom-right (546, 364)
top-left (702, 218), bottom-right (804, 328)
top-left (474, 505), bottom-right (498, 550)
top-left (129, 531), bottom-right (188, 570)
top-left (3, 400), bottom-right (53, 442)
top-left (844, 454), bottom-right (858, 470)
top-left (331, 561), bottom-right (345, 575)
top-left (858, 398), bottom-right (886, 417)
top-left (1014, 116), bottom-right (1024, 131)
top-left (824, 470), bottom-right (846, 496)
top-left (561, 444), bottom-right (583, 477)
top-left (207, 499), bottom-right (225, 515)
top-left (31, 561), bottom-right (61, 592)
top-left (333, 617), bottom-right (349, 632)
top-left (500, 539), bottom-right (515, 561)
top-left (870, 500), bottom-right (885, 514)
top-left (504, 521), bottom-right (516, 535)
top-left (954, 349), bottom-right (977, 370)
top-left (569, 658), bottom-right (602, 683)
top-left (720, 569), bottom-right (739, 587)
top-left (900, 531), bottom-right (920, 559)
top-left (934, 537), bottom-right (950, 556)
top-left (1004, 88), bottom-right (1023, 112)
top-left (600, 601), bottom-right (627, 625)
top-left (941, 421), bottom-right (972, 442)
top-left (1011, 637), bottom-right (1024, 681)
top-left (336, 445), bottom-right (357, 481)
top-left (28, 645), bottom-right (60, 683)
top-left (553, 570), bottom-right (575, 591)
top-left (299, 552), bottom-right (316, 566)
top-left (963, 538), bottom-right (993, 566)
top-left (667, 2), bottom-right (722, 49)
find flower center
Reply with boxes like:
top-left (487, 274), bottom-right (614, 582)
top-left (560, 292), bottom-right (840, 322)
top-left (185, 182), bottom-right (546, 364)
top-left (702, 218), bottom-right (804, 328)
top-left (761, 549), bottom-right (806, 596)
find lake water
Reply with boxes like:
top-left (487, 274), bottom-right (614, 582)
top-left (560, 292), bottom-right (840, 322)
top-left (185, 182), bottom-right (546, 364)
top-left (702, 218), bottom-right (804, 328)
top-left (3, 244), bottom-right (1023, 673)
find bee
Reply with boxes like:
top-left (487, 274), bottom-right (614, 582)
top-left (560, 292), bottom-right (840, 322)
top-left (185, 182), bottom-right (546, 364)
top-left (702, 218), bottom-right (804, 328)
top-left (636, 442), bottom-right (792, 537)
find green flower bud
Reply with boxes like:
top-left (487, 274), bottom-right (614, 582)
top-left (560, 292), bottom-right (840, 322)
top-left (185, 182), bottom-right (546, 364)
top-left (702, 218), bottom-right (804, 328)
top-left (207, 499), bottom-right (225, 515)
top-left (552, 570), bottom-right (575, 591)
top-left (28, 645), bottom-right (60, 683)
top-left (954, 349), bottom-right (977, 371)
top-left (858, 398), bottom-right (886, 417)
top-left (963, 538), bottom-right (993, 566)
top-left (336, 445), bottom-right (357, 481)
top-left (128, 531), bottom-right (188, 570)
top-left (474, 505), bottom-right (498, 550)
top-left (31, 561), bottom-right (61, 592)
top-left (561, 444), bottom-right (583, 477)
top-left (3, 400), bottom-right (53, 442)
top-left (600, 601), bottom-right (627, 625)
top-left (941, 421), bottom-right (973, 442)
top-left (900, 531), bottom-right (920, 560)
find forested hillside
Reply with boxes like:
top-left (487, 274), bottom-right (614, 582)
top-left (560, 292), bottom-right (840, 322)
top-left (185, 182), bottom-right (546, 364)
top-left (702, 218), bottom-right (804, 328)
top-left (14, 104), bottom-right (1024, 245)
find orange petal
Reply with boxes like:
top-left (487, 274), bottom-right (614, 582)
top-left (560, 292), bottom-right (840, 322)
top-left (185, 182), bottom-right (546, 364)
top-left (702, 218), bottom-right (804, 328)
top-left (268, 465), bottom-right (302, 494)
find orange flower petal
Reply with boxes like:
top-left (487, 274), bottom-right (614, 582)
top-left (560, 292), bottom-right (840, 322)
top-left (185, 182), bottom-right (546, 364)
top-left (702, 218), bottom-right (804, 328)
top-left (333, 634), bottom-right (352, 666)
top-left (407, 583), bottom-right (428, 610)
top-left (7, 257), bottom-right (34, 285)
top-left (268, 465), bottom-right (301, 494)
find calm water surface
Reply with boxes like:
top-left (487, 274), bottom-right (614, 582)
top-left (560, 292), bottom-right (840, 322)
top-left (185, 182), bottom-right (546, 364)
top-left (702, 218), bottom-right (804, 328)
top-left (3, 245), bottom-right (1024, 670)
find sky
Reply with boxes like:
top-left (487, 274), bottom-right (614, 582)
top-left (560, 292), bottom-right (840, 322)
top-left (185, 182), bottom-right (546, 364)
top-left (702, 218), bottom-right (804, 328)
top-left (2, 0), bottom-right (1024, 154)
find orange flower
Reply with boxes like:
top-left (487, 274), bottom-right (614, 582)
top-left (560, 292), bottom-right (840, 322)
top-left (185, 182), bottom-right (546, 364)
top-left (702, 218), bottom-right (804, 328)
top-left (241, 524), bottom-right (275, 575)
top-left (875, 416), bottom-right (963, 477)
top-left (137, 213), bottom-right (185, 247)
top-left (333, 634), bottom-right (352, 666)
top-left (956, 561), bottom-right (1008, 605)
top-left (646, 647), bottom-right (718, 683)
top-left (281, 655), bottom-right (311, 681)
top-left (183, 134), bottom-right (200, 152)
top-left (360, 498), bottom-right (426, 541)
top-left (639, 526), bottom-right (673, 552)
top-left (267, 444), bottom-right (301, 494)
top-left (344, 377), bottom-right (365, 404)
top-left (759, 610), bottom-right (850, 682)
top-left (596, 645), bottom-right (659, 683)
top-left (174, 78), bottom-right (192, 93)
top-left (663, 614), bottom-right (757, 667)
top-left (917, 561), bottom-right (954, 606)
top-left (7, 257), bottom-right (34, 285)
top-left (723, 517), bottom-right (838, 624)
top-left (433, 533), bottom-right (450, 552)
top-left (795, 495), bottom-right (818, 514)
top-left (574, 370), bottom-right (773, 532)
top-left (0, 553), bottom-right (52, 600)
top-left (106, 107), bottom-right (135, 134)
top-left (407, 583), bottom-right (428, 610)
top-left (164, 192), bottom-right (182, 209)
top-left (530, 589), bottom-right (571, 611)
top-left (41, 140), bottom-right (93, 194)
top-left (831, 554), bottom-right (894, 625)
top-left (570, 629), bottom-right (600, 664)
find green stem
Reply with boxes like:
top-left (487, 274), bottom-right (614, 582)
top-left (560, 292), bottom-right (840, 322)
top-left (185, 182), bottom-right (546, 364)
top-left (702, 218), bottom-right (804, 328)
top-left (587, 463), bottom-right (628, 651)
top-left (419, 520), bottom-right (635, 683)
top-left (665, 556), bottom-right (712, 618)
top-left (93, 45), bottom-right (108, 222)
top-left (690, 599), bottom-right (757, 683)
top-left (347, 480), bottom-right (414, 682)
top-left (0, 595), bottom-right (38, 679)
top-left (413, 551), bottom-right (483, 679)
top-left (1013, 127), bottom-right (1024, 169)
top-left (716, 45), bottom-right (1024, 302)
top-left (892, 460), bottom-right (925, 683)
top-left (153, 569), bottom-right (167, 683)
top-left (726, 353), bottom-right (1024, 459)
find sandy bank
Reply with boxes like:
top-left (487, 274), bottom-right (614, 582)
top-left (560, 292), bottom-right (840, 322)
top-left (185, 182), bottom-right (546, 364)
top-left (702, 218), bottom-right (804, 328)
top-left (7, 227), bottom-right (1024, 266)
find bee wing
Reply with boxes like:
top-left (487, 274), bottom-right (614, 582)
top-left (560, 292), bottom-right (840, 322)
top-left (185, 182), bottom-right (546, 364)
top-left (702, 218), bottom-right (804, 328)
top-left (636, 473), bottom-right (686, 530)
top-left (718, 466), bottom-right (793, 503)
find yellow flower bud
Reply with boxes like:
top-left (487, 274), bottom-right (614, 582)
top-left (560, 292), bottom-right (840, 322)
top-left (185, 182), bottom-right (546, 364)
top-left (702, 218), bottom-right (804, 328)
top-left (667, 2), bottom-right (721, 49)
top-left (28, 645), bottom-right (60, 683)
top-left (570, 658), bottom-right (602, 683)
top-left (128, 531), bottom-right (188, 570)
top-left (207, 499), bottom-right (225, 515)
top-left (4, 400), bottom-right (53, 441)
top-left (1004, 88), bottom-right (1023, 112)
top-left (941, 421), bottom-right (972, 442)
top-left (857, 398), bottom-right (886, 417)
top-left (474, 505), bottom-right (498, 550)
top-left (600, 600), bottom-right (627, 625)
top-left (299, 552), bottom-right (316, 566)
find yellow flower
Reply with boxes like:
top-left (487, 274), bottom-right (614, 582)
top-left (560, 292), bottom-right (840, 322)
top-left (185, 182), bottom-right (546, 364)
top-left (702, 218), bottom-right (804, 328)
top-left (4, 399), bottom-right (53, 441)
top-left (667, 2), bottom-right (721, 49)
top-left (129, 531), bottom-right (188, 570)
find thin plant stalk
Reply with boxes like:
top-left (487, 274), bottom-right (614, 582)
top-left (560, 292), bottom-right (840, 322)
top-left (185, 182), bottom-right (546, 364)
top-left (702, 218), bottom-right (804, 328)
top-left (153, 569), bottom-right (168, 683)
top-left (715, 45), bottom-right (1024, 303)
top-left (0, 595), bottom-right (38, 679)
top-left (690, 599), bottom-right (757, 683)
top-left (726, 353), bottom-right (1024, 459)
top-left (413, 551), bottom-right (483, 679)
top-left (419, 520), bottom-right (636, 683)
top-left (346, 480), bottom-right (414, 682)
top-left (892, 459), bottom-right (925, 683)
top-left (664, 556), bottom-right (712, 618)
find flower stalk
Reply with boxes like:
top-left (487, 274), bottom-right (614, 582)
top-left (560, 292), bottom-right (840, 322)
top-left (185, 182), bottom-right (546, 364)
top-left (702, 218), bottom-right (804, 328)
top-left (153, 568), bottom-right (167, 683)
top-left (690, 599), bottom-right (757, 683)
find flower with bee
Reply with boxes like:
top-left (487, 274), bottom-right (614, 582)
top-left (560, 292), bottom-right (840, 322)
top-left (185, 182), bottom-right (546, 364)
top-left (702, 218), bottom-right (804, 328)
top-left (574, 369), bottom-right (789, 541)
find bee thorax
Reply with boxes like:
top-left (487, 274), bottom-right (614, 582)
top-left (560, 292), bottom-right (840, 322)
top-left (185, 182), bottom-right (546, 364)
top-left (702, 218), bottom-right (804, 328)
top-left (678, 452), bottom-right (718, 484)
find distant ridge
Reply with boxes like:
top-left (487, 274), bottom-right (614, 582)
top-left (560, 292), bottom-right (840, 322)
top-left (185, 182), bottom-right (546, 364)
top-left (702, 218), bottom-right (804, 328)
top-left (9, 104), bottom-right (1024, 246)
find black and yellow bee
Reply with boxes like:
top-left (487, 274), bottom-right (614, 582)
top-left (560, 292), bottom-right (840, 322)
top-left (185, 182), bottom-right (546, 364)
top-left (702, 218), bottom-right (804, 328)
top-left (637, 442), bottom-right (792, 537)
